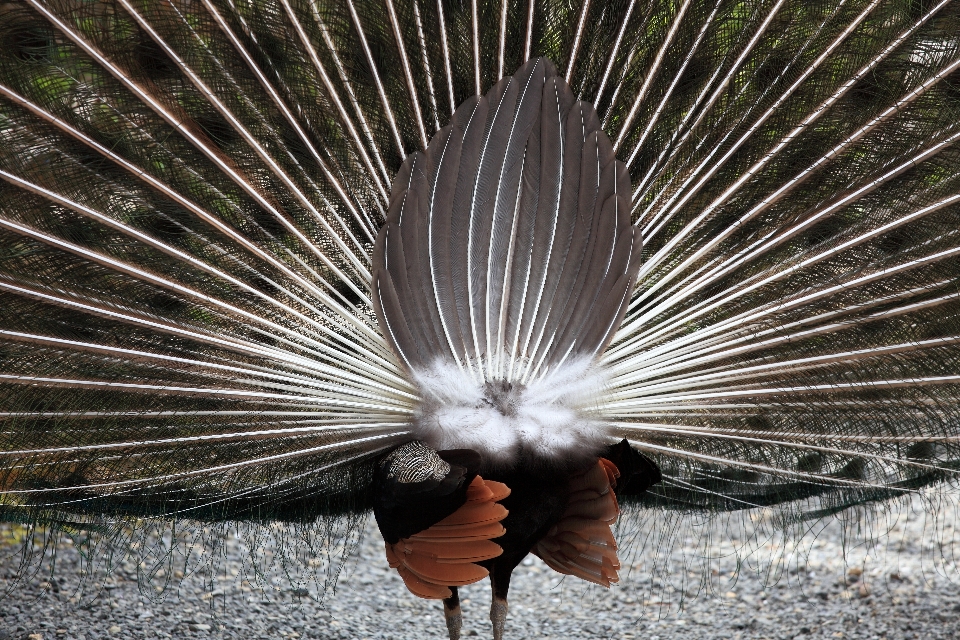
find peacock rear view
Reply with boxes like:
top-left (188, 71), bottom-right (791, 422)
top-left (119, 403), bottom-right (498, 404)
top-left (1, 0), bottom-right (960, 637)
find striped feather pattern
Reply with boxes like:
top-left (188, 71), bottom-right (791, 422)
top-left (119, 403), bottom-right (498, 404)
top-left (373, 57), bottom-right (640, 381)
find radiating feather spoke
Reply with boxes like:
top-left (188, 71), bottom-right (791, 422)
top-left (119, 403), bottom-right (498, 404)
top-left (630, 9), bottom-right (959, 314)
top-left (0, 169), bottom-right (392, 367)
top-left (620, 438), bottom-right (913, 493)
top-left (564, 0), bottom-right (592, 82)
top-left (198, 0), bottom-right (379, 245)
top-left (24, 0), bottom-right (366, 307)
top-left (0, 200), bottom-right (400, 385)
top-left (0, 329), bottom-right (415, 405)
top-left (592, 0), bottom-right (638, 109)
top-left (5, 431), bottom-right (407, 495)
top-left (0, 82), bottom-right (371, 318)
top-left (384, 0), bottom-right (428, 149)
top-left (117, 0), bottom-right (373, 286)
top-left (611, 0), bottom-right (696, 151)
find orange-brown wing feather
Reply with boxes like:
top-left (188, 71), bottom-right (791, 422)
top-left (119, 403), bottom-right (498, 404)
top-left (533, 458), bottom-right (622, 587)
top-left (408, 520), bottom-right (506, 542)
top-left (384, 475), bottom-right (511, 599)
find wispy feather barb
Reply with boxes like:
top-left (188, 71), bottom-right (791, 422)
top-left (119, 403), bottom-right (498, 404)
top-left (412, 356), bottom-right (609, 464)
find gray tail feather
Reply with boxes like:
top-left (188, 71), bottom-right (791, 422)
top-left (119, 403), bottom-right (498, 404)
top-left (372, 57), bottom-right (641, 381)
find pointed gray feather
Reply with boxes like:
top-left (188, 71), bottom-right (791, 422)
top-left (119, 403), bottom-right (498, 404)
top-left (374, 58), bottom-right (641, 380)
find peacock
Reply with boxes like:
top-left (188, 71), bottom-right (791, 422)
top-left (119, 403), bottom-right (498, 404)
top-left (1, 0), bottom-right (960, 638)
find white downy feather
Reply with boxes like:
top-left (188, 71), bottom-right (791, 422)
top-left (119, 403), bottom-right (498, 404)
top-left (411, 356), bottom-right (609, 465)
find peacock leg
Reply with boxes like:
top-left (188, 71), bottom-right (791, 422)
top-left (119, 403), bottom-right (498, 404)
top-left (443, 587), bottom-right (462, 640)
top-left (489, 569), bottom-right (510, 640)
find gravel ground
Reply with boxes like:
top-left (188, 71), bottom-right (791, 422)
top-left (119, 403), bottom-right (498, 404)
top-left (2, 493), bottom-right (959, 640)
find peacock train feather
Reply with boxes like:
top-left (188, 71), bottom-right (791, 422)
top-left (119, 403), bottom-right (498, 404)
top-left (1, 0), bottom-right (959, 635)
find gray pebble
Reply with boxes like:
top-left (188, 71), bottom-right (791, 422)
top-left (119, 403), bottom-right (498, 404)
top-left (2, 492), bottom-right (960, 639)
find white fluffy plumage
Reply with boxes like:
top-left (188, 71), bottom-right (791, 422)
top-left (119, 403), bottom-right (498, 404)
top-left (411, 358), bottom-right (609, 465)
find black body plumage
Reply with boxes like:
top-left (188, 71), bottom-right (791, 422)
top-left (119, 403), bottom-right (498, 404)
top-left (374, 442), bottom-right (480, 543)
